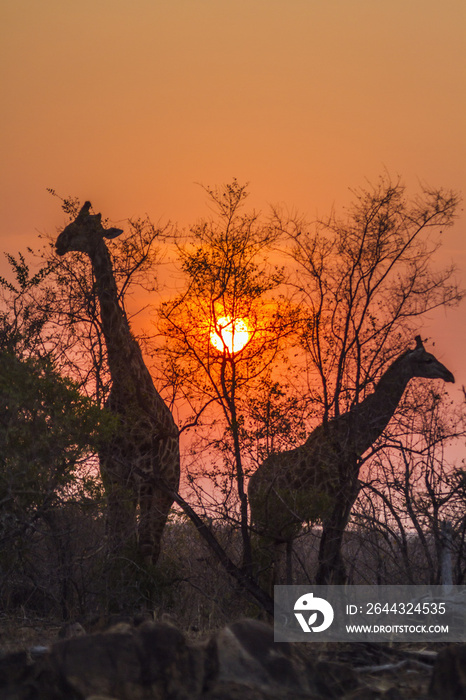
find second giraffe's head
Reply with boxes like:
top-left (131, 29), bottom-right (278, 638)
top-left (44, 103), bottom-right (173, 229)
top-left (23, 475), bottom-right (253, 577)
top-left (408, 335), bottom-right (455, 383)
top-left (55, 201), bottom-right (124, 256)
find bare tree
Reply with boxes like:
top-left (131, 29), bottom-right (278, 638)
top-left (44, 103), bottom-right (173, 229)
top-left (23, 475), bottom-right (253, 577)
top-left (157, 181), bottom-right (301, 612)
top-left (353, 383), bottom-right (466, 584)
top-left (10, 192), bottom-right (172, 405)
top-left (266, 175), bottom-right (463, 583)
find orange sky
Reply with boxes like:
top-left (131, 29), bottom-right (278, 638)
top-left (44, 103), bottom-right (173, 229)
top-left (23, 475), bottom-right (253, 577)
top-left (1, 0), bottom-right (465, 386)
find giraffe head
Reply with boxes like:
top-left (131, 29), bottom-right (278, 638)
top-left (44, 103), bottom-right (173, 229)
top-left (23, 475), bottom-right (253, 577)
top-left (406, 336), bottom-right (454, 383)
top-left (55, 201), bottom-right (123, 256)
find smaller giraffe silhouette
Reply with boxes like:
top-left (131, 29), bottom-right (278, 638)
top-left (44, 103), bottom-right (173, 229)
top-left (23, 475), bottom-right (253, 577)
top-left (56, 202), bottom-right (180, 564)
top-left (248, 337), bottom-right (454, 585)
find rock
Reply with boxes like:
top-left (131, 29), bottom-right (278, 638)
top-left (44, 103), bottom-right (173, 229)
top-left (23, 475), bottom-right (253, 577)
top-left (210, 619), bottom-right (358, 699)
top-left (137, 620), bottom-right (206, 699)
top-left (0, 621), bottom-right (206, 700)
top-left (29, 645), bottom-right (50, 660)
top-left (46, 620), bottom-right (206, 700)
top-left (0, 650), bottom-right (33, 694)
top-left (202, 679), bottom-right (311, 700)
top-left (2, 617), bottom-right (432, 700)
top-left (47, 629), bottom-right (145, 699)
top-left (429, 645), bottom-right (466, 699)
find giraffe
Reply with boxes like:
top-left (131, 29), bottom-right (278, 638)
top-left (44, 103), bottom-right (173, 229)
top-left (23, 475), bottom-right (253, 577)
top-left (55, 202), bottom-right (180, 565)
top-left (248, 336), bottom-right (454, 586)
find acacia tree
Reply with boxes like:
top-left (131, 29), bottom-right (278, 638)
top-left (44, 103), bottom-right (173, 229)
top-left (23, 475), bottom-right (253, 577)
top-left (0, 245), bottom-right (113, 513)
top-left (274, 175), bottom-right (463, 583)
top-left (157, 181), bottom-right (303, 611)
top-left (0, 197), bottom-right (177, 585)
top-left (0, 198), bottom-right (168, 514)
top-left (11, 192), bottom-right (172, 405)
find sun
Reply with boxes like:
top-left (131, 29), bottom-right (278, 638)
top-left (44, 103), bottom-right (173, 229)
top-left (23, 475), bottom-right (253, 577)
top-left (210, 316), bottom-right (250, 353)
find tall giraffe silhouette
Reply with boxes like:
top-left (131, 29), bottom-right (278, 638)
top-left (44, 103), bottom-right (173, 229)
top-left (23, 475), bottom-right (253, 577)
top-left (248, 337), bottom-right (454, 585)
top-left (56, 202), bottom-right (180, 564)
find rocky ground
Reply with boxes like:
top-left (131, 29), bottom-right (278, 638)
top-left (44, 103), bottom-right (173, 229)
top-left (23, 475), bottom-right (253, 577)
top-left (0, 614), bottom-right (464, 699)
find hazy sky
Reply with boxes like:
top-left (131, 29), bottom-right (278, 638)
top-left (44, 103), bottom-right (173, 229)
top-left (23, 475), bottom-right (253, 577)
top-left (1, 0), bottom-right (465, 381)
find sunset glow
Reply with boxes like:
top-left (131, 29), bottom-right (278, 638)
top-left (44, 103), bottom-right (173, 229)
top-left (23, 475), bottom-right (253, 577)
top-left (0, 1), bottom-right (464, 383)
top-left (210, 316), bottom-right (250, 354)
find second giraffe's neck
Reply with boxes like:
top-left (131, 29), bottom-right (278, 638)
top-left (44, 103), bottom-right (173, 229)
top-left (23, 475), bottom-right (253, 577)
top-left (332, 353), bottom-right (413, 456)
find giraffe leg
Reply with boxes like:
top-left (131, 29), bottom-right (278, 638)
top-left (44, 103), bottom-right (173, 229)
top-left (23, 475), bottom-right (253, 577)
top-left (138, 485), bottom-right (174, 565)
top-left (316, 478), bottom-right (360, 584)
top-left (105, 480), bottom-right (138, 555)
top-left (100, 453), bottom-right (138, 556)
top-left (316, 517), bottom-right (348, 584)
top-left (273, 539), bottom-right (294, 586)
top-left (273, 540), bottom-right (288, 586)
top-left (285, 539), bottom-right (293, 585)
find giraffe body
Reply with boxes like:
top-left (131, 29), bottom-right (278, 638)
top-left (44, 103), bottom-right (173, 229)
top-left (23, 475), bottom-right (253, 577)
top-left (56, 202), bottom-right (180, 564)
top-left (248, 337), bottom-right (454, 584)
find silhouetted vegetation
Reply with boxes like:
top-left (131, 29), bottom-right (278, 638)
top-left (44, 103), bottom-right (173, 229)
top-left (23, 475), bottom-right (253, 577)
top-left (0, 176), bottom-right (464, 621)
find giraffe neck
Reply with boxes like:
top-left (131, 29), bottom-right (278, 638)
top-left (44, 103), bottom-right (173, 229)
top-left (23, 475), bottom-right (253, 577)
top-left (86, 239), bottom-right (178, 437)
top-left (328, 353), bottom-right (412, 457)
top-left (88, 240), bottom-right (147, 384)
